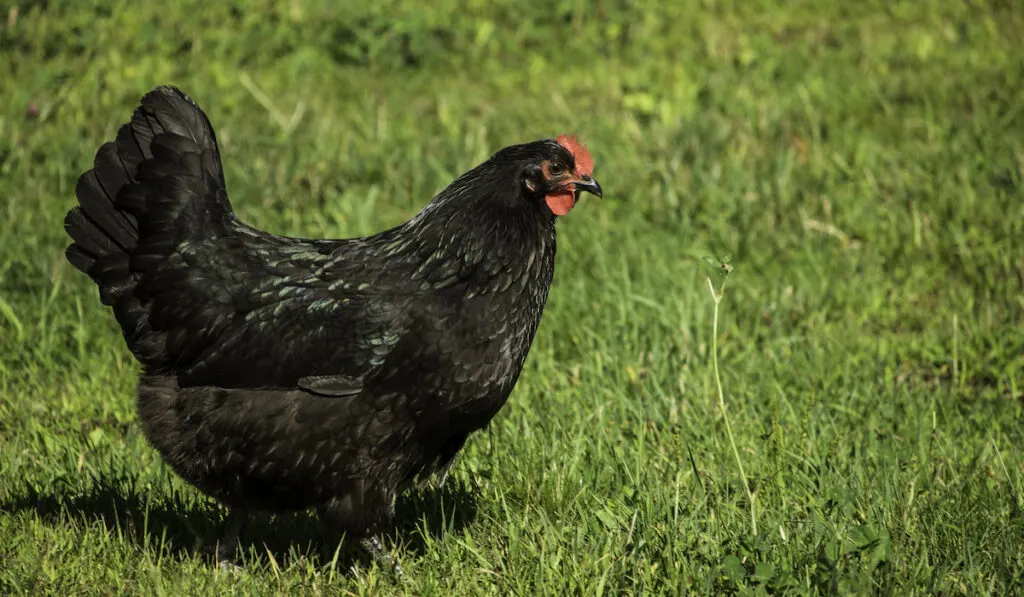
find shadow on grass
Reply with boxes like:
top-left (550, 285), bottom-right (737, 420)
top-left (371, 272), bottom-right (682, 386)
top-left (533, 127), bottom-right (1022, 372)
top-left (0, 471), bottom-right (479, 571)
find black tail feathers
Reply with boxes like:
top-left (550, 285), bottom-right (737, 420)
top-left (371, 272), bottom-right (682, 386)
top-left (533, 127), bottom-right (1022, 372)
top-left (64, 86), bottom-right (227, 359)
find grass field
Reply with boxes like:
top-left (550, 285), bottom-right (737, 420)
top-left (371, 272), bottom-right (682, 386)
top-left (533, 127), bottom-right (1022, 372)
top-left (2, 1), bottom-right (1023, 594)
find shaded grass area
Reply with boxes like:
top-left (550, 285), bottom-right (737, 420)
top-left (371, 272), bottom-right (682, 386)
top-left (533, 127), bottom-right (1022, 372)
top-left (1, 0), bottom-right (1022, 594)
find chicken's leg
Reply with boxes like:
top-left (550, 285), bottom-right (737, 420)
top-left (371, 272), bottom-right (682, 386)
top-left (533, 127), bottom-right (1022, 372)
top-left (360, 535), bottom-right (405, 580)
top-left (204, 509), bottom-right (247, 568)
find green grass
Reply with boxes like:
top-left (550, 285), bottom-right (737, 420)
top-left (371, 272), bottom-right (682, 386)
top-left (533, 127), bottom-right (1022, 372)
top-left (2, 0), bottom-right (1023, 594)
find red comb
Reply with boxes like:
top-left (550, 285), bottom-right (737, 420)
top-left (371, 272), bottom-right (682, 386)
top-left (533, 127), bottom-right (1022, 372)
top-left (556, 134), bottom-right (594, 176)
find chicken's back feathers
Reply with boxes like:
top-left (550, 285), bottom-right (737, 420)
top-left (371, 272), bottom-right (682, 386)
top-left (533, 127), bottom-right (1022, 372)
top-left (65, 88), bottom-right (400, 388)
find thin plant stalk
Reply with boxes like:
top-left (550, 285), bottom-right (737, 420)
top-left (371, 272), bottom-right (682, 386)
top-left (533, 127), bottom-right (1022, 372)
top-left (706, 275), bottom-right (757, 537)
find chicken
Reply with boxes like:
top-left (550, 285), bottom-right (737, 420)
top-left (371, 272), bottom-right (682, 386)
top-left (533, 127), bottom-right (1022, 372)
top-left (63, 86), bottom-right (601, 571)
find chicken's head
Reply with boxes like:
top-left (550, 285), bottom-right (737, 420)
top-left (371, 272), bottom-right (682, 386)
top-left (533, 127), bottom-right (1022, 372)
top-left (520, 134), bottom-right (602, 216)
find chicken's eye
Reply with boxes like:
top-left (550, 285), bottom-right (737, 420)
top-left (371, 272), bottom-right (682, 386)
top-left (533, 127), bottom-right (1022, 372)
top-left (547, 163), bottom-right (566, 176)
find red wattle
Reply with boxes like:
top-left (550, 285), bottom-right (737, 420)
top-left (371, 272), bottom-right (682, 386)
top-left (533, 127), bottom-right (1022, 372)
top-left (545, 193), bottom-right (575, 216)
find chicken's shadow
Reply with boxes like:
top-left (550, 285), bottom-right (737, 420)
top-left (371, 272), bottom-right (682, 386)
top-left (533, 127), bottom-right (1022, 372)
top-left (0, 472), bottom-right (479, 570)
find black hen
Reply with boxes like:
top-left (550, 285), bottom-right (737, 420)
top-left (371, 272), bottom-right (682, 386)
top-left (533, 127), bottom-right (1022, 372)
top-left (64, 86), bottom-right (601, 569)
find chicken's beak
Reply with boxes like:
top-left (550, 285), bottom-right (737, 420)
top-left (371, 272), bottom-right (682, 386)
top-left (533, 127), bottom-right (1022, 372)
top-left (573, 175), bottom-right (603, 199)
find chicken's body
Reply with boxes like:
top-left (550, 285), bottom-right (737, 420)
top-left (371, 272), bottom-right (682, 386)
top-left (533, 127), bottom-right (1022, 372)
top-left (64, 87), bottom-right (600, 568)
